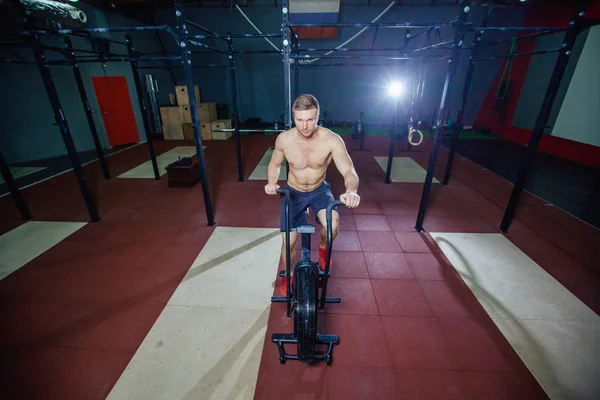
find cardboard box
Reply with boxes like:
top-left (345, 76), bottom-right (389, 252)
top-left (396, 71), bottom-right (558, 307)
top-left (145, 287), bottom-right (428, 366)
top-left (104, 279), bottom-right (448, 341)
top-left (175, 85), bottom-right (201, 105)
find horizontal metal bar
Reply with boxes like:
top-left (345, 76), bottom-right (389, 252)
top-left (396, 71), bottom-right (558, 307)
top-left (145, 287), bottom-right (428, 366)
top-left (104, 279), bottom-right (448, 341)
top-left (184, 19), bottom-right (227, 42)
top-left (490, 29), bottom-right (566, 45)
top-left (188, 39), bottom-right (229, 54)
top-left (45, 55), bottom-right (183, 65)
top-left (298, 47), bottom-right (422, 52)
top-left (478, 47), bottom-right (563, 60)
top-left (0, 60), bottom-right (35, 64)
top-left (18, 25), bottom-right (171, 36)
top-left (298, 54), bottom-right (451, 60)
top-left (406, 38), bottom-right (455, 53)
top-left (193, 33), bottom-right (283, 39)
top-left (297, 62), bottom-right (437, 67)
top-left (290, 22), bottom-right (467, 28)
top-left (139, 64), bottom-right (230, 69)
top-left (472, 26), bottom-right (570, 32)
top-left (213, 128), bottom-right (285, 133)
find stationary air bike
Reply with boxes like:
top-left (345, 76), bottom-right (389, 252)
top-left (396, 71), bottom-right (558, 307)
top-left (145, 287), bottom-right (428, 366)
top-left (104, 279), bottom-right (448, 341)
top-left (271, 188), bottom-right (344, 365)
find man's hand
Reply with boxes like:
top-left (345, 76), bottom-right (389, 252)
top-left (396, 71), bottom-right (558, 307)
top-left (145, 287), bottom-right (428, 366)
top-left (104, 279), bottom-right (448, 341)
top-left (265, 183), bottom-right (280, 195)
top-left (340, 190), bottom-right (360, 208)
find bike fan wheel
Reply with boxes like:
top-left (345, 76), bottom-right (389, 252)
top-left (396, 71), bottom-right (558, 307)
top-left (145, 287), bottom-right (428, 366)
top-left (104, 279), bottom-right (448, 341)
top-left (294, 265), bottom-right (318, 364)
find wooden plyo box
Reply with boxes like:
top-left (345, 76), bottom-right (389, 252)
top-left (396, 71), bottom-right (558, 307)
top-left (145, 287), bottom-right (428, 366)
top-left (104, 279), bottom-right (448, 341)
top-left (162, 124), bottom-right (184, 140)
top-left (175, 85), bottom-right (201, 105)
top-left (211, 119), bottom-right (233, 140)
top-left (165, 156), bottom-right (201, 187)
top-left (160, 106), bottom-right (183, 125)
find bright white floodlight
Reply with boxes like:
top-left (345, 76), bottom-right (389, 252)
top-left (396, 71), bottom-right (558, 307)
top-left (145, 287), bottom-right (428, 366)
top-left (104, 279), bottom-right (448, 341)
top-left (388, 82), bottom-right (404, 97)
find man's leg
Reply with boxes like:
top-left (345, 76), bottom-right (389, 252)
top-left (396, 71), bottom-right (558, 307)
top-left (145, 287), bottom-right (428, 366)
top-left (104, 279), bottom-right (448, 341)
top-left (280, 231), bottom-right (298, 270)
top-left (316, 208), bottom-right (339, 269)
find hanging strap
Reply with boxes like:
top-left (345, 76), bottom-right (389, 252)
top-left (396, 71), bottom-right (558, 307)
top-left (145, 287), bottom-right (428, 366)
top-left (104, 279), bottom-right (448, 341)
top-left (496, 38), bottom-right (516, 100)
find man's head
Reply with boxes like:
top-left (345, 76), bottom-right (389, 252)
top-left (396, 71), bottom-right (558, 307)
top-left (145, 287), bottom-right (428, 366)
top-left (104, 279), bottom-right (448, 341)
top-left (293, 94), bottom-right (319, 138)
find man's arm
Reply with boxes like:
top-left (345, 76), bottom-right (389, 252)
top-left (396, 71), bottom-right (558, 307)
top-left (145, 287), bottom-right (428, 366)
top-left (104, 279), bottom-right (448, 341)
top-left (331, 135), bottom-right (359, 193)
top-left (267, 134), bottom-right (286, 185)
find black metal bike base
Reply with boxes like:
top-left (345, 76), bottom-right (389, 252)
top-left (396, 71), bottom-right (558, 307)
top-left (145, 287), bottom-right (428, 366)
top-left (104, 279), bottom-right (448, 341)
top-left (272, 333), bottom-right (339, 365)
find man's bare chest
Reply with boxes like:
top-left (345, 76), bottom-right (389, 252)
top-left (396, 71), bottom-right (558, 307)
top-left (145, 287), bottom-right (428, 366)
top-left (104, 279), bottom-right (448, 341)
top-left (286, 144), bottom-right (332, 170)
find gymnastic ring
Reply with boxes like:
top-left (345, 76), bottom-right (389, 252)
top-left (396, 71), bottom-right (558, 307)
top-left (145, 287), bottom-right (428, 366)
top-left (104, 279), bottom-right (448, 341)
top-left (408, 128), bottom-right (424, 146)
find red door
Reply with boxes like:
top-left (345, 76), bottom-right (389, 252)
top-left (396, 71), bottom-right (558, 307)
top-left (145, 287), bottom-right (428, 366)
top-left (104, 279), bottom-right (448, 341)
top-left (92, 76), bottom-right (140, 147)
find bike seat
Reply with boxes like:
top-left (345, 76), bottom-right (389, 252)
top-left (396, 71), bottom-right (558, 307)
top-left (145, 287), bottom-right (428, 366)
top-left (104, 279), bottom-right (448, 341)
top-left (296, 225), bottom-right (315, 234)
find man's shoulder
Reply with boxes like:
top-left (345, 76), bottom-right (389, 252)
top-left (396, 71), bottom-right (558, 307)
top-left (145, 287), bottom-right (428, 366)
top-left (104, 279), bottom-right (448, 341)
top-left (319, 127), bottom-right (344, 145)
top-left (277, 128), bottom-right (293, 140)
top-left (318, 126), bottom-right (341, 139)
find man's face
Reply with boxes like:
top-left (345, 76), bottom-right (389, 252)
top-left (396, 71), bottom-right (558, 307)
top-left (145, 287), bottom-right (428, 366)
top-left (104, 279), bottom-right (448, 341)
top-left (293, 108), bottom-right (319, 138)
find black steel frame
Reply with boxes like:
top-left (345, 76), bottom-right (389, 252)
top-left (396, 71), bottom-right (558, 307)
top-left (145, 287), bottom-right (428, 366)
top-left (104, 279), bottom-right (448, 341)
top-left (1, 0), bottom-right (593, 232)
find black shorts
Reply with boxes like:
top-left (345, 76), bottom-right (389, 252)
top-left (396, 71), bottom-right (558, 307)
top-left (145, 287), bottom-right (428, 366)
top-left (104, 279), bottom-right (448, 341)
top-left (280, 182), bottom-right (338, 232)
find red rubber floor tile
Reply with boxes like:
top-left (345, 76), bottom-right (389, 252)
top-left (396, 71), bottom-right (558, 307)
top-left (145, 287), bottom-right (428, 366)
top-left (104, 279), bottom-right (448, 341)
top-left (338, 214), bottom-right (357, 231)
top-left (371, 280), bottom-right (434, 317)
top-left (437, 318), bottom-right (513, 372)
top-left (0, 346), bottom-right (130, 400)
top-left (329, 230), bottom-right (362, 252)
top-left (381, 316), bottom-right (458, 370)
top-left (463, 371), bottom-right (549, 400)
top-left (254, 361), bottom-right (328, 400)
top-left (327, 366), bottom-right (395, 400)
top-left (324, 278), bottom-right (379, 315)
top-left (394, 232), bottom-right (433, 253)
top-left (364, 252), bottom-right (415, 280)
top-left (323, 314), bottom-right (393, 368)
top-left (394, 369), bottom-right (474, 400)
top-left (404, 252), bottom-right (455, 281)
top-left (352, 200), bottom-right (384, 215)
top-left (358, 231), bottom-right (402, 252)
top-left (419, 280), bottom-right (483, 319)
top-left (326, 251), bottom-right (369, 279)
top-left (386, 215), bottom-right (419, 232)
top-left (354, 214), bottom-right (392, 231)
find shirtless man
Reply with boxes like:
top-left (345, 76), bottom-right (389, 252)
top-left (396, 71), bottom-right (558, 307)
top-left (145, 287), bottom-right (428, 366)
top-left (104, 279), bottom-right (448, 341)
top-left (264, 94), bottom-right (361, 296)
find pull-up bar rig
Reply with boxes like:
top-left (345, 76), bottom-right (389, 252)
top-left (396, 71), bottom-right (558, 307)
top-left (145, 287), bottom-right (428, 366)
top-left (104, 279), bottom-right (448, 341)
top-left (0, 0), bottom-right (595, 233)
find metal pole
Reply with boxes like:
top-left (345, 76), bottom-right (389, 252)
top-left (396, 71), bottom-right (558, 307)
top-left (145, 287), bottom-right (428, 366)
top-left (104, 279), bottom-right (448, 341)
top-left (384, 116), bottom-right (396, 184)
top-left (227, 35), bottom-right (243, 182)
top-left (282, 1), bottom-right (292, 130)
top-left (282, 0), bottom-right (292, 179)
top-left (125, 34), bottom-right (160, 181)
top-left (63, 37), bottom-right (111, 180)
top-left (500, 0), bottom-right (589, 233)
top-left (174, 0), bottom-right (215, 227)
top-left (31, 33), bottom-right (100, 222)
top-left (442, 3), bottom-right (493, 185)
top-left (0, 146), bottom-right (32, 220)
top-left (14, 0), bottom-right (99, 222)
top-left (415, 1), bottom-right (471, 232)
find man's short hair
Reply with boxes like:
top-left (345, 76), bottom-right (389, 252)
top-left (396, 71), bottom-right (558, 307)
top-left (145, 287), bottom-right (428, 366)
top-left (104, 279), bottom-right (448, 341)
top-left (293, 94), bottom-right (319, 114)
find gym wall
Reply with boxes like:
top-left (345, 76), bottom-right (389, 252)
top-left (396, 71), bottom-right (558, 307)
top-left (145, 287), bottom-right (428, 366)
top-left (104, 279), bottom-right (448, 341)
top-left (551, 24), bottom-right (600, 148)
top-left (153, 2), bottom-right (526, 127)
top-left (0, 3), bottom-right (175, 165)
top-left (474, 0), bottom-right (600, 168)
